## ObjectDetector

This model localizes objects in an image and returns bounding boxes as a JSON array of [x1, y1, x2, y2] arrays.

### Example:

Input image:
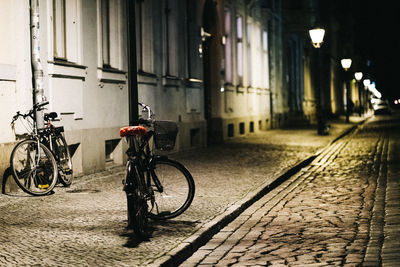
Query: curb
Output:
[[148, 119, 367, 267]]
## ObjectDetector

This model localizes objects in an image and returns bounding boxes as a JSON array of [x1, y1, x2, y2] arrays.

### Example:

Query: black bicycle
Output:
[[120, 103, 195, 238], [10, 101, 73, 196]]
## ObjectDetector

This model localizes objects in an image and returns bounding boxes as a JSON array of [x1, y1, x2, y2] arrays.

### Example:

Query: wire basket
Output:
[[154, 120, 178, 151]]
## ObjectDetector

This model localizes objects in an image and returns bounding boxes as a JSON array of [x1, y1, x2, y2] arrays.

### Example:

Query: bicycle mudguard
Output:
[[123, 161, 142, 193]]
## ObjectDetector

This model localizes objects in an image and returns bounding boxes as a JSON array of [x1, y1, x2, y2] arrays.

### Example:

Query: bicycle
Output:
[[120, 103, 195, 238], [10, 101, 73, 196]]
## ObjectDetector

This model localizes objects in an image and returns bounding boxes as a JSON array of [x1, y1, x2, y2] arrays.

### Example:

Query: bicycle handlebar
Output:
[[33, 101, 49, 110], [11, 101, 49, 124], [138, 102, 154, 125]]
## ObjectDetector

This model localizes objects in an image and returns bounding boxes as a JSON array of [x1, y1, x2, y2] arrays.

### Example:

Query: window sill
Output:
[[97, 67, 127, 84], [236, 85, 245, 93], [185, 78, 203, 88], [48, 60, 87, 80], [162, 75, 182, 87], [137, 70, 158, 86]]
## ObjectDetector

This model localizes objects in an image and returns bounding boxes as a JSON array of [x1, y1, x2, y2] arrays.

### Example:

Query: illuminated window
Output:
[[236, 15, 243, 85], [224, 8, 232, 83], [262, 30, 270, 89], [246, 22, 252, 86]]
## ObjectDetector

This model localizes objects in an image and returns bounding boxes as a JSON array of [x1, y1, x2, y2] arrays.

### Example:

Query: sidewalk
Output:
[[0, 116, 366, 266]]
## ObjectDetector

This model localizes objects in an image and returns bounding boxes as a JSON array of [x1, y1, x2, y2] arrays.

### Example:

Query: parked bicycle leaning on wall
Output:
[[9, 101, 73, 196]]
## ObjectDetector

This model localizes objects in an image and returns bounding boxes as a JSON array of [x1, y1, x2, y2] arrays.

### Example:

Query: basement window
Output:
[[249, 121, 254, 132], [105, 139, 120, 162], [239, 122, 245, 135], [228, 124, 234, 137]]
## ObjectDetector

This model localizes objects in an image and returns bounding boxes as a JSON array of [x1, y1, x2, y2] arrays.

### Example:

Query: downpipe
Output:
[[30, 0, 46, 129]]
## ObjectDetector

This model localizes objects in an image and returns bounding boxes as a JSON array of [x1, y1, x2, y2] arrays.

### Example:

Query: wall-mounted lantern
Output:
[[309, 28, 325, 48], [354, 72, 363, 81], [340, 58, 352, 71]]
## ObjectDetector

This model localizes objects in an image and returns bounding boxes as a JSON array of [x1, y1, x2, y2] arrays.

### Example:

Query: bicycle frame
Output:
[[123, 128, 166, 205], [124, 129, 152, 186]]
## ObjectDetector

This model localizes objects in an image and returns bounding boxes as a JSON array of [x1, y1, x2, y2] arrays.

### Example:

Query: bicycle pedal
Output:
[[38, 184, 49, 189]]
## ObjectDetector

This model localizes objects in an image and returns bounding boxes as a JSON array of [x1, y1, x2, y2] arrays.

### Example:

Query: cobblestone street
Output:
[[181, 114, 400, 266], [1, 115, 399, 266]]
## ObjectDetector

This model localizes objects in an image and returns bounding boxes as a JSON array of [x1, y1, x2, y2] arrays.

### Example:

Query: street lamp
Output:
[[309, 27, 328, 135], [354, 72, 363, 116], [341, 58, 352, 71], [363, 78, 371, 89], [341, 58, 352, 123], [354, 72, 363, 81], [309, 28, 325, 48]]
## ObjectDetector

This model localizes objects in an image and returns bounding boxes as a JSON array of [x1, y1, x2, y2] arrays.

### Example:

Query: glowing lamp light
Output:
[[395, 100, 399, 105], [341, 58, 352, 71], [369, 82, 376, 90], [363, 79, 371, 88], [368, 82, 382, 99], [354, 72, 363, 81], [309, 28, 325, 48]]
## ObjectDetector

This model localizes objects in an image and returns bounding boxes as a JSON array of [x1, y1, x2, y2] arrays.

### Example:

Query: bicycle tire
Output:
[[148, 158, 195, 220], [126, 189, 150, 238], [125, 162, 150, 238], [53, 133, 73, 186], [10, 139, 58, 196]]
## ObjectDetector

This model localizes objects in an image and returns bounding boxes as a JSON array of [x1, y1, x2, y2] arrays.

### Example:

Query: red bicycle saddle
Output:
[[120, 126, 148, 137]]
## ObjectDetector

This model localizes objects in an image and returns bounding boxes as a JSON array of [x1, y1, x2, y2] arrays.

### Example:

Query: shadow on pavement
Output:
[[121, 219, 199, 248]]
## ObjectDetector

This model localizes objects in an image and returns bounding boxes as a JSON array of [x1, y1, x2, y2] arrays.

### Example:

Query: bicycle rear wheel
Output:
[[10, 139, 58, 196], [126, 189, 150, 239], [148, 158, 195, 220], [125, 162, 150, 239], [53, 133, 73, 186]]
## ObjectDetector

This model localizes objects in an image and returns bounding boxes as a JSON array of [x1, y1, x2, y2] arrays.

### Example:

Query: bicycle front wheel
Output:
[[10, 139, 58, 196], [53, 133, 73, 186], [148, 158, 195, 220]]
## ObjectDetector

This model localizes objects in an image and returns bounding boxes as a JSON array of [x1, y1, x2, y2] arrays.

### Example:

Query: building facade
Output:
[[1, 0, 356, 184]]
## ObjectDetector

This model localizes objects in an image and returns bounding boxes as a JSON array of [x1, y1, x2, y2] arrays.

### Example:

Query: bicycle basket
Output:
[[154, 120, 178, 151]]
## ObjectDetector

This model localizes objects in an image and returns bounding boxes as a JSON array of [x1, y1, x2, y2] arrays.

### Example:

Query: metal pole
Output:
[[126, 0, 138, 125], [315, 48, 326, 135], [30, 0, 45, 129]]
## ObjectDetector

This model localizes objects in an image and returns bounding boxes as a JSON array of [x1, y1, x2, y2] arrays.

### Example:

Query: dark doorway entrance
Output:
[[202, 0, 222, 144]]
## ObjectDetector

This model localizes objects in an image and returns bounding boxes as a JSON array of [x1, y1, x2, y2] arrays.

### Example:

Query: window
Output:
[[228, 124, 234, 137], [262, 30, 270, 89], [53, 0, 80, 63], [239, 122, 245, 134], [136, 0, 154, 73], [186, 0, 202, 79], [252, 25, 262, 88], [236, 16, 243, 85], [246, 22, 252, 86], [99, 0, 126, 70], [101, 0, 110, 67], [53, 0, 66, 59], [224, 8, 232, 83], [165, 0, 179, 77]]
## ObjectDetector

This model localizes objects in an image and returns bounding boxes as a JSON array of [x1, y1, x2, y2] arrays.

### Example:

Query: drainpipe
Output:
[[31, 0, 45, 129]]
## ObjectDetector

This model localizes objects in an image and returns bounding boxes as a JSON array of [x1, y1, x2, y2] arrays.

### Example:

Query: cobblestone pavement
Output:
[[181, 114, 400, 267], [0, 116, 366, 266]]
